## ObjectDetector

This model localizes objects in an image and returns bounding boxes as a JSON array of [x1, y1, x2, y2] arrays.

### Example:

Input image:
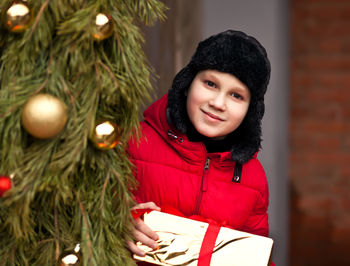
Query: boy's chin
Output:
[[198, 131, 227, 140]]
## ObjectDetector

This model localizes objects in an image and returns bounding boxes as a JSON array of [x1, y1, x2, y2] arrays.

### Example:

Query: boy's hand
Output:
[[127, 202, 161, 257]]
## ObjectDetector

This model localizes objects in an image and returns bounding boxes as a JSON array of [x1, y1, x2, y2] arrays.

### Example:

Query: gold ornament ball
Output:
[[92, 13, 114, 41], [90, 121, 121, 150], [4, 2, 33, 33], [21, 94, 68, 139], [57, 244, 82, 266]]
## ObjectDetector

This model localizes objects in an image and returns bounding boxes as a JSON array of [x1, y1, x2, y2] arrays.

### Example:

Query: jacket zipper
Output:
[[194, 158, 210, 215]]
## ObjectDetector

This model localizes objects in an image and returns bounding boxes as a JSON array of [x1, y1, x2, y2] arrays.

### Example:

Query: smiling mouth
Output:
[[202, 110, 225, 121]]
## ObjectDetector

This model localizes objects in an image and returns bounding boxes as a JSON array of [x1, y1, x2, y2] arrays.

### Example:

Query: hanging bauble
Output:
[[57, 244, 82, 266], [89, 120, 121, 150], [92, 13, 114, 41], [4, 1, 33, 33], [0, 175, 12, 197], [21, 94, 68, 139]]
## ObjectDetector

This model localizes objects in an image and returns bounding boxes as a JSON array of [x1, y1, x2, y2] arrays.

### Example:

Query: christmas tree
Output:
[[0, 0, 166, 265]]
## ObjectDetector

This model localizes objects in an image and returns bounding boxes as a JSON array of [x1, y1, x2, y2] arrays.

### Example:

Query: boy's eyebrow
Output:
[[230, 85, 248, 92], [204, 72, 248, 91], [200, 71, 217, 80], [200, 72, 222, 84]]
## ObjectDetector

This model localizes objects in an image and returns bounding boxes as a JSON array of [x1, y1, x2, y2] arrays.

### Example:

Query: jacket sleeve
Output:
[[241, 183, 270, 237], [241, 160, 274, 265]]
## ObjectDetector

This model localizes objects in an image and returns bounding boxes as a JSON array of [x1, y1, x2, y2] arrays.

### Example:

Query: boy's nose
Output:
[[209, 93, 226, 111]]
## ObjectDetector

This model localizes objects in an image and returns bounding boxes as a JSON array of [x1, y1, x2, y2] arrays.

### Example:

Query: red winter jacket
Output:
[[128, 94, 270, 237]]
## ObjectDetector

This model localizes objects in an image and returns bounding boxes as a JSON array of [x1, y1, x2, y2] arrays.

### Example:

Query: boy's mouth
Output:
[[201, 109, 225, 121]]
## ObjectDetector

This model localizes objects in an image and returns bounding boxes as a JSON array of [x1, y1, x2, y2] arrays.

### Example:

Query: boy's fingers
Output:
[[144, 201, 161, 211], [126, 240, 146, 257], [133, 227, 158, 250], [134, 218, 159, 242], [132, 201, 161, 211], [127, 202, 160, 256]]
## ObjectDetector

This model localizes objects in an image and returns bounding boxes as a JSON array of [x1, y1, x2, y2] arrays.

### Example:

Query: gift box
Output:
[[134, 211, 273, 266]]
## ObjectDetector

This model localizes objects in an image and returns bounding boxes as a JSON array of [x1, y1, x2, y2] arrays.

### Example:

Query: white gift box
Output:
[[134, 211, 273, 266]]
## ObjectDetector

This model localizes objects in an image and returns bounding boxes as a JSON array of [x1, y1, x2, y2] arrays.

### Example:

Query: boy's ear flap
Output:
[[184, 90, 188, 96]]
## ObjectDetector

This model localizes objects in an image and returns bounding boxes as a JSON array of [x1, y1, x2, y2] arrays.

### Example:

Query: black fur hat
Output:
[[167, 30, 271, 163]]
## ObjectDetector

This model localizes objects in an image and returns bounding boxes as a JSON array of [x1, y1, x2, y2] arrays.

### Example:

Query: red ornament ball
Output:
[[0, 175, 12, 197]]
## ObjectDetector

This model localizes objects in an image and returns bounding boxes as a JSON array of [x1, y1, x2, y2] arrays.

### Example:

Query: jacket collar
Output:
[[143, 94, 235, 164]]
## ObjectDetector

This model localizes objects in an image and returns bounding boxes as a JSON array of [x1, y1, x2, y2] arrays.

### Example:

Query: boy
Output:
[[127, 29, 271, 259]]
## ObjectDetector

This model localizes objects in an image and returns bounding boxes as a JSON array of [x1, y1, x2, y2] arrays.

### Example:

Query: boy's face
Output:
[[186, 70, 251, 140]]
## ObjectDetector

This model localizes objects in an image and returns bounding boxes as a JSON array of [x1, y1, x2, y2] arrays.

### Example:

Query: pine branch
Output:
[[1, 0, 167, 265]]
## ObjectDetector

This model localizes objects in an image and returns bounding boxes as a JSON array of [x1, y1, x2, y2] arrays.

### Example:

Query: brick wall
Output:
[[290, 0, 350, 265]]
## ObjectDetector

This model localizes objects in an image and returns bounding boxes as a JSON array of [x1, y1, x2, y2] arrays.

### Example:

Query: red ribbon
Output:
[[197, 222, 221, 266]]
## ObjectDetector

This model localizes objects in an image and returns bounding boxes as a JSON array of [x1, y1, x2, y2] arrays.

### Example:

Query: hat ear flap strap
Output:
[[232, 163, 242, 183]]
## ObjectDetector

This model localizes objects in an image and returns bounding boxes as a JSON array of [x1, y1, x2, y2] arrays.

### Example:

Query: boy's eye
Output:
[[231, 92, 243, 100], [204, 80, 217, 88]]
